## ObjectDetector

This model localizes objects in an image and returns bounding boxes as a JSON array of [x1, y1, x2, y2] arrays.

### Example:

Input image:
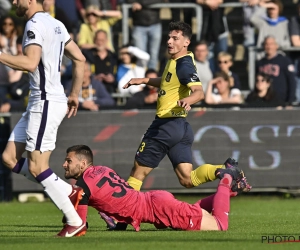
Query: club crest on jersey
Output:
[[190, 73, 200, 82], [27, 30, 35, 39], [165, 72, 172, 82], [158, 89, 166, 97]]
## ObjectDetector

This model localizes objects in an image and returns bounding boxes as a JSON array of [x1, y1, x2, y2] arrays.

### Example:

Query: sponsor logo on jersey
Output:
[[26, 136, 33, 141], [190, 73, 200, 82], [189, 219, 194, 228], [165, 72, 172, 82], [55, 27, 62, 34], [171, 110, 188, 117], [27, 30, 35, 39]]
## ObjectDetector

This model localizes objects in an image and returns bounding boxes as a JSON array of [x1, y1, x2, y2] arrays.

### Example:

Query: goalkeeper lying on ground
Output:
[[60, 144, 251, 236]]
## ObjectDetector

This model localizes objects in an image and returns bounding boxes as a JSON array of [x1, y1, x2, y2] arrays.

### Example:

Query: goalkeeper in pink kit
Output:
[[63, 145, 248, 234]]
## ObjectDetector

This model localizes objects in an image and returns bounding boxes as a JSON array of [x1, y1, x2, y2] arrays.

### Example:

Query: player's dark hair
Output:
[[169, 21, 192, 40], [36, 0, 44, 4], [67, 145, 93, 165]]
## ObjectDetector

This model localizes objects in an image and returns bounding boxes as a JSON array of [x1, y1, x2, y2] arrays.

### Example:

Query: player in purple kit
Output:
[[0, 0, 86, 237], [63, 145, 248, 233]]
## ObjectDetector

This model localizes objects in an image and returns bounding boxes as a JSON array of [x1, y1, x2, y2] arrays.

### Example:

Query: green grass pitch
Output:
[[1, 195, 300, 250]]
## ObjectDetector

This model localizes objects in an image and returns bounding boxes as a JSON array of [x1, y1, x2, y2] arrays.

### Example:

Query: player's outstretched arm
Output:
[[64, 40, 86, 118], [123, 77, 161, 89], [0, 45, 41, 72]]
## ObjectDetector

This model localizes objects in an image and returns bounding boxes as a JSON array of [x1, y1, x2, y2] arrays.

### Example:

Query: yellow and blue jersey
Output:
[[156, 52, 202, 118]]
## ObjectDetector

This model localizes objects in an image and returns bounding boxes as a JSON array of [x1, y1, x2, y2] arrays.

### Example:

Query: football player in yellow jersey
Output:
[[122, 21, 252, 199], [98, 21, 251, 231]]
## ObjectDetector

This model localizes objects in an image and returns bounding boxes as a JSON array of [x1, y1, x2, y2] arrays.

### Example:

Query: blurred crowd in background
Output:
[[1, 0, 300, 113]]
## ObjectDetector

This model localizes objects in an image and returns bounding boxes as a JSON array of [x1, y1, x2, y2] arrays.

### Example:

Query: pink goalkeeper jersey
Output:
[[77, 166, 152, 231], [77, 166, 202, 231]]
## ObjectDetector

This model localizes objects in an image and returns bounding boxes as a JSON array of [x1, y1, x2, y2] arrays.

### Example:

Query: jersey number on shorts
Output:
[[139, 142, 146, 152], [96, 172, 133, 198]]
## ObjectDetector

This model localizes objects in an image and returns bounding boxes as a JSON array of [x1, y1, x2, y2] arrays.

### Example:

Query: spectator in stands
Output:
[[43, 0, 74, 37], [126, 0, 162, 70], [0, 16, 18, 55], [205, 71, 243, 105], [82, 29, 118, 94], [75, 0, 87, 23], [245, 72, 284, 107], [116, 45, 150, 96], [0, 36, 29, 113], [0, 15, 17, 102], [55, 0, 81, 34], [193, 0, 228, 72], [65, 62, 115, 111], [0, 69, 29, 113], [0, 0, 11, 19], [194, 40, 213, 92], [239, 0, 261, 47], [124, 68, 158, 109], [77, 5, 122, 52], [288, 2, 300, 103], [217, 51, 241, 90], [256, 36, 296, 105], [90, 0, 117, 10], [168, 0, 182, 23], [76, 0, 118, 21], [250, 0, 290, 49]]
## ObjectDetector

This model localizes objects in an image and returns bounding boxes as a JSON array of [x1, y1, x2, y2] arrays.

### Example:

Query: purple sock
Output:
[[12, 158, 26, 173], [35, 168, 53, 183]]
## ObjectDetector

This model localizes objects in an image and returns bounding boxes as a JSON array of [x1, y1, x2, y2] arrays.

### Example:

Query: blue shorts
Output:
[[135, 116, 194, 168]]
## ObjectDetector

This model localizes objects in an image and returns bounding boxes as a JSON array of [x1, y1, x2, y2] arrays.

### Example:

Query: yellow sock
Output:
[[127, 176, 143, 191], [191, 164, 224, 187]]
